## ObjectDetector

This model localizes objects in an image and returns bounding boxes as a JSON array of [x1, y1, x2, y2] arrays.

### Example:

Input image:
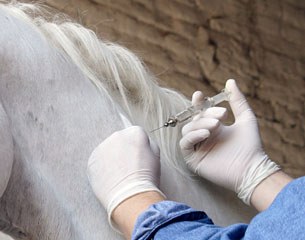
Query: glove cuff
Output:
[[237, 156, 280, 205], [107, 178, 166, 233]]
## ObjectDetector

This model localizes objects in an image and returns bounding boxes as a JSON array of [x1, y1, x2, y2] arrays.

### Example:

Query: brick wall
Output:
[[32, 0, 304, 177]]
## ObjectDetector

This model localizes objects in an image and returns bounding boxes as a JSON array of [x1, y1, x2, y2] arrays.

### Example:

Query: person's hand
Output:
[[87, 126, 164, 229], [180, 79, 280, 204]]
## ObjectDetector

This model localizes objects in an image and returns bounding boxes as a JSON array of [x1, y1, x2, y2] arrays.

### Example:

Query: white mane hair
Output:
[[0, 0, 192, 174]]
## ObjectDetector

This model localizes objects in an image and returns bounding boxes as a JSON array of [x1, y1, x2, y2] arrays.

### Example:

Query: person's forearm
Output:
[[112, 191, 166, 239], [250, 170, 293, 212]]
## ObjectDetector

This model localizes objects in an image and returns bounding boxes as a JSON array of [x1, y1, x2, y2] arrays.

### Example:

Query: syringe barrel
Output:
[[170, 89, 230, 126], [175, 107, 197, 123], [175, 100, 212, 123], [211, 90, 229, 105]]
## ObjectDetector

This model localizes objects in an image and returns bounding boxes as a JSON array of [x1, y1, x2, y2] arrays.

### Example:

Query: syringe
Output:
[[151, 89, 230, 132]]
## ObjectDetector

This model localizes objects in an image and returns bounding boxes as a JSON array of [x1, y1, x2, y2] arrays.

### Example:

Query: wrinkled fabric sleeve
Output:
[[132, 176, 305, 240], [131, 200, 247, 240], [244, 176, 305, 239]]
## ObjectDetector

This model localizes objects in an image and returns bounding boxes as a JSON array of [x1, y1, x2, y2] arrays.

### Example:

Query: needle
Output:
[[150, 125, 165, 133]]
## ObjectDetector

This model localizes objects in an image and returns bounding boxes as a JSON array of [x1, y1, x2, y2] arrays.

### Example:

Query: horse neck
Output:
[[0, 10, 126, 239]]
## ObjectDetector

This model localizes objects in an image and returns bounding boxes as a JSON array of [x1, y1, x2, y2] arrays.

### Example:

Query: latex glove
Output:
[[87, 126, 164, 229], [180, 79, 280, 204]]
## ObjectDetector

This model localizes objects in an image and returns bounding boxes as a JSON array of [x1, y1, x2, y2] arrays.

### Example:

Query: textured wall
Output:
[[28, 0, 304, 176]]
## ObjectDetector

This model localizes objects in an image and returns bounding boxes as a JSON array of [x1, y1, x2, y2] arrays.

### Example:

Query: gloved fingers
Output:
[[149, 138, 160, 158], [149, 139, 161, 181], [87, 141, 105, 168], [191, 91, 205, 121], [122, 126, 149, 144], [198, 107, 228, 121], [191, 91, 205, 106], [192, 114, 201, 121], [180, 129, 210, 151], [182, 118, 220, 137], [87, 126, 148, 167], [225, 79, 255, 121]]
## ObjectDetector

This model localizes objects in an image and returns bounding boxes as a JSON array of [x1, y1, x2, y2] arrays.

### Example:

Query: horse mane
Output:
[[0, 1, 192, 174]]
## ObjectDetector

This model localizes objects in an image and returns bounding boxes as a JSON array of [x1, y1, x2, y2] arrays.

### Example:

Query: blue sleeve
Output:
[[244, 176, 305, 239], [132, 176, 305, 240]]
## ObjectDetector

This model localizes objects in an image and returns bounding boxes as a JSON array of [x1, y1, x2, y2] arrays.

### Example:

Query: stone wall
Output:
[[30, 0, 304, 177]]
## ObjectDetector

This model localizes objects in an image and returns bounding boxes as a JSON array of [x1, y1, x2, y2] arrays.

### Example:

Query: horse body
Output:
[[0, 4, 255, 240]]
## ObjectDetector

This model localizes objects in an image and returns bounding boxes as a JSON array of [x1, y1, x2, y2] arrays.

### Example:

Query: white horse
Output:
[[0, 2, 255, 240]]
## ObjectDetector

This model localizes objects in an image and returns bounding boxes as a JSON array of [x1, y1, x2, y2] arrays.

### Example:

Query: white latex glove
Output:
[[87, 126, 164, 229], [180, 79, 280, 204]]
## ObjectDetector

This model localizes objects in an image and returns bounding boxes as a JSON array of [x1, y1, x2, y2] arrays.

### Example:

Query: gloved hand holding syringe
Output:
[[151, 79, 281, 205], [151, 88, 230, 132]]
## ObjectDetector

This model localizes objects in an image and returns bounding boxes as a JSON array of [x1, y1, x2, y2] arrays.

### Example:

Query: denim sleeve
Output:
[[132, 176, 305, 240], [244, 176, 305, 239], [131, 200, 247, 240]]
